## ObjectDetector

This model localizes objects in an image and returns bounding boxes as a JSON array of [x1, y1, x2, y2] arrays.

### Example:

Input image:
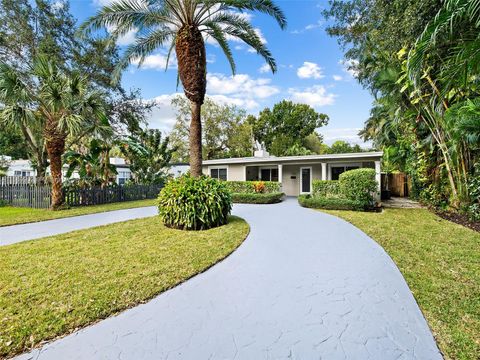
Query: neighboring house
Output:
[[2, 157, 132, 185], [202, 150, 383, 197], [169, 163, 190, 178]]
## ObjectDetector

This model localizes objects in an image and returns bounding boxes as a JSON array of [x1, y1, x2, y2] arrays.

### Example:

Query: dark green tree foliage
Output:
[[0, 127, 28, 159], [327, 140, 363, 154], [121, 129, 175, 185], [249, 100, 328, 156]]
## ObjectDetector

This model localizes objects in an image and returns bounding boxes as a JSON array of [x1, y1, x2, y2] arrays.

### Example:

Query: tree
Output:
[[0, 127, 29, 159], [64, 139, 117, 188], [0, 58, 109, 209], [80, 0, 286, 177], [0, 0, 123, 178], [170, 95, 253, 161], [328, 140, 364, 154], [249, 100, 329, 156], [121, 129, 175, 185]]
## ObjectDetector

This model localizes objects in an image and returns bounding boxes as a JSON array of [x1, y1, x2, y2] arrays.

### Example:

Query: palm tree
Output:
[[80, 0, 286, 176], [0, 57, 108, 209]]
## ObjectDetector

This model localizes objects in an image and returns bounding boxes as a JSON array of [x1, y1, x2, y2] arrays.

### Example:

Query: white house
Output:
[[1, 157, 132, 185], [202, 150, 383, 197]]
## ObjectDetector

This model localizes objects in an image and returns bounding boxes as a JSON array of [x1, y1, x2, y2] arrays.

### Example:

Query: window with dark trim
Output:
[[331, 166, 359, 180], [260, 168, 279, 182], [210, 168, 227, 181]]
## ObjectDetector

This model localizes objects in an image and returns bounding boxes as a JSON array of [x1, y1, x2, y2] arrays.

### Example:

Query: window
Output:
[[260, 168, 278, 182], [14, 170, 32, 177], [210, 168, 227, 181], [118, 171, 131, 185], [331, 166, 359, 180]]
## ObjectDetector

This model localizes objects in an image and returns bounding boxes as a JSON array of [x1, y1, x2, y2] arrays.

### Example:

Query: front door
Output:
[[300, 167, 311, 194]]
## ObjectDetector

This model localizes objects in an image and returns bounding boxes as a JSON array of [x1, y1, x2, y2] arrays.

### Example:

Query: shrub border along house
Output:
[[225, 181, 284, 204], [299, 168, 378, 211]]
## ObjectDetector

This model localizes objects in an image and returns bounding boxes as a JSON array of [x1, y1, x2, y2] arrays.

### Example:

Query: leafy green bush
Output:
[[158, 175, 232, 230], [312, 180, 340, 197], [232, 192, 284, 204], [0, 199, 8, 207], [298, 194, 365, 211], [225, 181, 281, 194], [339, 168, 377, 205]]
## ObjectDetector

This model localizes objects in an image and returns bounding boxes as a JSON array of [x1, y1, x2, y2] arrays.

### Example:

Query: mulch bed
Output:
[[435, 210, 480, 233]]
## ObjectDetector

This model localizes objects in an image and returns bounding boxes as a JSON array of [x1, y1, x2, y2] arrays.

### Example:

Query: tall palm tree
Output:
[[0, 58, 109, 209], [80, 0, 286, 176]]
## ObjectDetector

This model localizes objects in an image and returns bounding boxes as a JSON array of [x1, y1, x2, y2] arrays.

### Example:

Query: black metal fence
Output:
[[0, 176, 162, 209]]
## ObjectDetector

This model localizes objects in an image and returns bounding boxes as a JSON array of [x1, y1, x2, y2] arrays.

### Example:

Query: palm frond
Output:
[[202, 22, 236, 74]]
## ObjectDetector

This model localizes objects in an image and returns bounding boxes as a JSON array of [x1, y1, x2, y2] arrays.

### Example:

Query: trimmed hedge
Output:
[[312, 180, 340, 197], [298, 194, 365, 211], [339, 168, 377, 205], [225, 181, 281, 194], [232, 192, 284, 204], [158, 175, 232, 230]]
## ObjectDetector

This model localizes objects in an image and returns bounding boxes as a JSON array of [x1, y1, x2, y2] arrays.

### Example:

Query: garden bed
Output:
[[232, 192, 284, 204]]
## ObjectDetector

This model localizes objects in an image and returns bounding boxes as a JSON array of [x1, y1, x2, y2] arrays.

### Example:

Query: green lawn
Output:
[[0, 216, 249, 358], [323, 208, 479, 360], [0, 199, 157, 227]]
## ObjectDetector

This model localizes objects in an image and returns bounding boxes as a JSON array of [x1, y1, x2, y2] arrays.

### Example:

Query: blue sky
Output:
[[70, 0, 374, 146]]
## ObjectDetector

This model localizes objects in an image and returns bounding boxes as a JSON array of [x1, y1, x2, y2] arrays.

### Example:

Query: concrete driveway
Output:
[[15, 198, 441, 359]]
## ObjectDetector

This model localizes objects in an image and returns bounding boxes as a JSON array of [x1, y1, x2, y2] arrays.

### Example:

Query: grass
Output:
[[322, 208, 479, 360], [0, 215, 249, 358], [0, 199, 157, 227]]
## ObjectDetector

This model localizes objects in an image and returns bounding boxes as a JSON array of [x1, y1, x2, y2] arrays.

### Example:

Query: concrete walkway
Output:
[[0, 206, 158, 246], [15, 199, 441, 359]]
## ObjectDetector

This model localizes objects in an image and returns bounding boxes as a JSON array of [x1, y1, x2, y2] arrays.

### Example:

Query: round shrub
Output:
[[339, 168, 378, 206], [158, 175, 232, 230]]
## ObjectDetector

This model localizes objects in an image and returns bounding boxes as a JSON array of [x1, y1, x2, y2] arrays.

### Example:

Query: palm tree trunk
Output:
[[176, 25, 206, 177], [46, 138, 66, 210], [189, 101, 203, 176]]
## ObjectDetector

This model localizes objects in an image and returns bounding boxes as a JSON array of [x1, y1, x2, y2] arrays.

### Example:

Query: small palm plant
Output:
[[80, 0, 286, 176], [0, 58, 109, 209]]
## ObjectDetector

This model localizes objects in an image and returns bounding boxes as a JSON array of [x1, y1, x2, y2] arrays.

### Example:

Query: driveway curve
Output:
[[16, 198, 441, 360]]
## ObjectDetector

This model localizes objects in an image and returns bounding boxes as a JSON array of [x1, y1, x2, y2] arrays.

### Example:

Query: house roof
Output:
[[203, 151, 383, 166]]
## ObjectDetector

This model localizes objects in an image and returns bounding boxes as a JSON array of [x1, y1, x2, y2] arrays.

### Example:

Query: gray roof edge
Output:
[[203, 151, 383, 165]]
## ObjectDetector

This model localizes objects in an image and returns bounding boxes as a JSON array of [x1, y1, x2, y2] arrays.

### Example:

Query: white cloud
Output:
[[208, 95, 259, 110], [258, 64, 271, 73], [207, 73, 279, 99], [340, 59, 360, 78], [146, 93, 181, 132], [131, 52, 176, 71], [289, 85, 336, 108], [297, 62, 324, 79], [291, 20, 322, 34], [116, 28, 137, 46], [320, 127, 370, 147], [333, 75, 343, 81]]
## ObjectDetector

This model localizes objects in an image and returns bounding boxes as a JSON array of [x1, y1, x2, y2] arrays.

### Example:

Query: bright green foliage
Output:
[[339, 168, 377, 205], [158, 175, 232, 230], [120, 129, 175, 185], [312, 180, 341, 198], [298, 195, 364, 211], [225, 181, 281, 194], [231, 192, 283, 204], [248, 100, 328, 156]]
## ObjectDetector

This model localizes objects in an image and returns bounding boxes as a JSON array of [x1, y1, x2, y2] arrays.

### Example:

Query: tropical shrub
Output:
[[0, 199, 7, 207], [312, 180, 340, 197], [232, 192, 284, 204], [225, 181, 281, 194], [298, 194, 365, 211], [158, 175, 231, 230], [339, 169, 377, 206], [253, 181, 266, 193], [466, 163, 480, 221]]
